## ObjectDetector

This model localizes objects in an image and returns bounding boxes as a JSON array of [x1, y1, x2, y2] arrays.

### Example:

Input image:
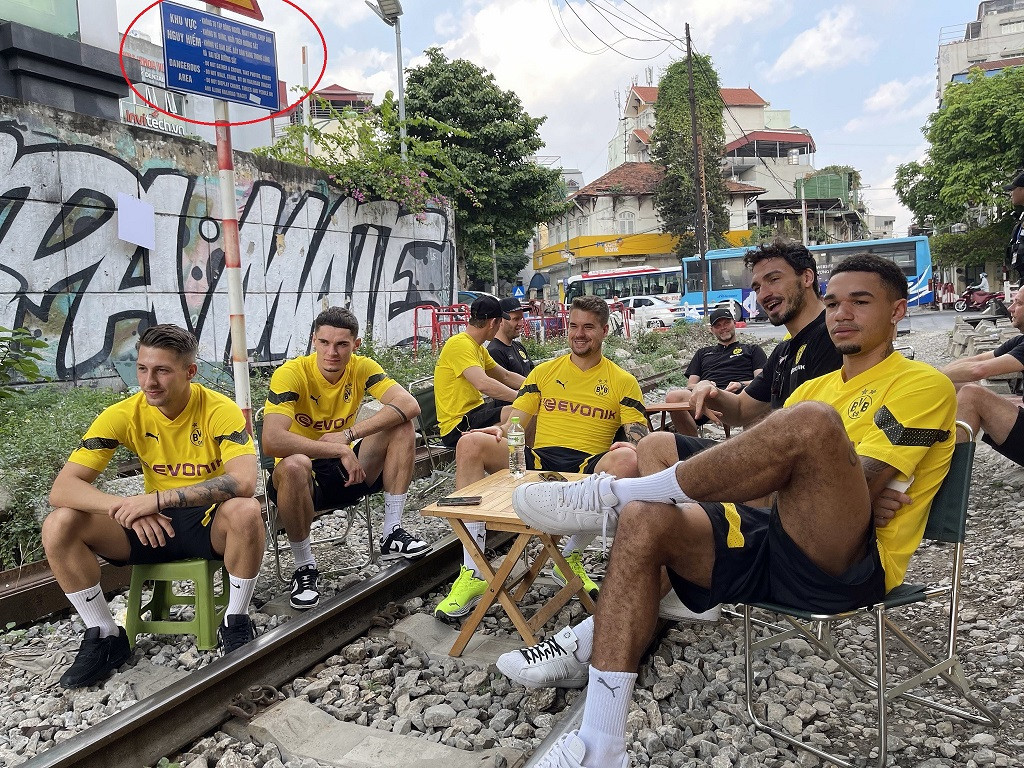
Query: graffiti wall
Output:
[[0, 97, 455, 384]]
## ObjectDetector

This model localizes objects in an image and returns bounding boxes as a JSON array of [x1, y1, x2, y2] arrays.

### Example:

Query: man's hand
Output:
[[131, 513, 176, 547], [468, 425, 504, 441], [608, 441, 636, 453], [109, 493, 161, 528], [725, 381, 744, 394], [873, 487, 910, 528], [689, 381, 720, 420], [339, 446, 366, 487]]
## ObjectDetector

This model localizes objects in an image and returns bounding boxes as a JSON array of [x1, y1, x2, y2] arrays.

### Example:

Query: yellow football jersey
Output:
[[69, 384, 254, 493], [513, 354, 647, 456], [786, 353, 956, 591], [434, 332, 497, 436], [264, 353, 396, 443]]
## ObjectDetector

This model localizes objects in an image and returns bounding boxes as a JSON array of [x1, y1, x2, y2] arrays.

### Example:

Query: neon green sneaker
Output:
[[552, 550, 600, 600], [434, 566, 488, 619]]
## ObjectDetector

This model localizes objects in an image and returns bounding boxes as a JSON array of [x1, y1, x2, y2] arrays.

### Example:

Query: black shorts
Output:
[[266, 441, 383, 510], [440, 401, 505, 448], [983, 407, 1024, 465], [526, 446, 604, 474], [674, 434, 717, 460], [666, 502, 886, 615], [109, 504, 221, 566]]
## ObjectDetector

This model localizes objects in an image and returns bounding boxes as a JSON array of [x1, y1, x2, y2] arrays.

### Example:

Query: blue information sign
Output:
[[161, 1, 279, 111]]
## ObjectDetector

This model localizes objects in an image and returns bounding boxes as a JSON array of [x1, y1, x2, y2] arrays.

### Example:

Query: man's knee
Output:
[[635, 431, 678, 474], [274, 454, 313, 487], [958, 383, 999, 410], [600, 447, 639, 477], [665, 388, 688, 405], [217, 498, 266, 542], [41, 506, 84, 549], [783, 401, 845, 440], [455, 432, 493, 463]]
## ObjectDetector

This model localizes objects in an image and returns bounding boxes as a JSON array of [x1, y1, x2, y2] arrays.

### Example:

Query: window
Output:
[[577, 217, 588, 236], [710, 257, 752, 291], [617, 211, 636, 235], [1001, 20, 1024, 34]]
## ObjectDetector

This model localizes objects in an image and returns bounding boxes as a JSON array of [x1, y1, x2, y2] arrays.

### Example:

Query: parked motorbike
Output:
[[953, 287, 1005, 312]]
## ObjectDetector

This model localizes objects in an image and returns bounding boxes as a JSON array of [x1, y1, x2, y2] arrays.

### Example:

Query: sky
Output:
[[115, 0, 978, 235]]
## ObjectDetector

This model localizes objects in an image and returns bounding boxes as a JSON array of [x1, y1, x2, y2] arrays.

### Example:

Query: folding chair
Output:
[[253, 408, 377, 582], [741, 421, 998, 767], [408, 376, 448, 472]]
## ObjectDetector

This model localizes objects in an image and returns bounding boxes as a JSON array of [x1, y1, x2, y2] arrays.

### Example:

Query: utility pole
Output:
[[686, 23, 709, 318], [491, 238, 498, 293]]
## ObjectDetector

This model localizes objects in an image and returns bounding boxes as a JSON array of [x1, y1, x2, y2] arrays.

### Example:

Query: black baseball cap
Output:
[[498, 297, 526, 314], [1004, 170, 1024, 191], [708, 307, 734, 325], [470, 295, 510, 320]]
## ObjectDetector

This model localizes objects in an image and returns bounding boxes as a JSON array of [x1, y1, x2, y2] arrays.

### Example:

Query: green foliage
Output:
[[253, 90, 470, 218], [895, 67, 1024, 229], [808, 165, 862, 190], [404, 48, 567, 285], [0, 386, 127, 568], [930, 218, 1013, 267], [0, 326, 46, 398], [356, 335, 439, 389], [651, 55, 730, 257]]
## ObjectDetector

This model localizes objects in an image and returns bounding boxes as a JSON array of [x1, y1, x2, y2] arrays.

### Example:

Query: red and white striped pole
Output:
[[215, 99, 253, 434]]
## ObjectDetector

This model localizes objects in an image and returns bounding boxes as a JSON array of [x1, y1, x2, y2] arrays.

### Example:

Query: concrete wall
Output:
[[0, 96, 455, 384]]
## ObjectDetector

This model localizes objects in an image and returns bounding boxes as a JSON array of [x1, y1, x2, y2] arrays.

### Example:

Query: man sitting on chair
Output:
[[941, 286, 1024, 465], [666, 306, 767, 435], [43, 324, 265, 688], [261, 307, 430, 611], [505, 255, 956, 768], [434, 295, 648, 620]]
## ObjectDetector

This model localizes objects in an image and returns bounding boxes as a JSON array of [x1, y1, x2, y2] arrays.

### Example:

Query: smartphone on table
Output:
[[438, 496, 482, 506]]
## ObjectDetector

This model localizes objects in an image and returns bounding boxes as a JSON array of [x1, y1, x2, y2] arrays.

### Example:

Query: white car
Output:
[[615, 296, 681, 328]]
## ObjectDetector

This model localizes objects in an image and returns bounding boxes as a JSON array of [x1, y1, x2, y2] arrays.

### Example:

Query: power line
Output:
[[562, 1, 673, 60], [546, 0, 609, 55]]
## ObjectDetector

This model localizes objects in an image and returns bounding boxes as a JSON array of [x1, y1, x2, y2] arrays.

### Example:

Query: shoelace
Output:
[[220, 620, 252, 651], [386, 528, 419, 550], [533, 734, 584, 768], [519, 635, 570, 664], [292, 569, 317, 594], [557, 473, 615, 552]]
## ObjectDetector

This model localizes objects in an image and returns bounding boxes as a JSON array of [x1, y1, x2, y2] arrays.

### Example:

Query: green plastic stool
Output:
[[125, 559, 228, 650]]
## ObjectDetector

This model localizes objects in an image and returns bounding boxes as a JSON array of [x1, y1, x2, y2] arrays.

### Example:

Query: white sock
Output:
[[609, 463, 690, 509], [562, 534, 595, 557], [463, 522, 487, 577], [289, 537, 315, 569], [571, 616, 594, 662], [66, 584, 118, 637], [382, 492, 407, 535], [577, 667, 635, 765], [225, 573, 257, 619]]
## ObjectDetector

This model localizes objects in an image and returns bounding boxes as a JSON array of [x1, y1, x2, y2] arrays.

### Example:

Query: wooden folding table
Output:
[[422, 470, 597, 657]]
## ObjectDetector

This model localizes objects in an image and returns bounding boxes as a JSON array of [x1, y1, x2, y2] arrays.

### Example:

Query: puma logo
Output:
[[310, 395, 320, 405], [597, 677, 621, 697], [85, 590, 101, 602], [145, 432, 160, 442], [556, 379, 567, 389]]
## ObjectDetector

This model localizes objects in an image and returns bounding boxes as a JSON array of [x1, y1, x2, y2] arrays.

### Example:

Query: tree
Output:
[[0, 326, 45, 398], [651, 55, 729, 258], [403, 48, 566, 285], [896, 67, 1024, 230]]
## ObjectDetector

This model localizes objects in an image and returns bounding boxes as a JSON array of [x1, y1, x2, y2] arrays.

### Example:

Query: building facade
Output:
[[937, 0, 1024, 97]]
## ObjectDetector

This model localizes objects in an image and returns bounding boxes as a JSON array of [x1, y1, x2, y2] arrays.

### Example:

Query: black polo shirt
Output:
[[487, 337, 534, 406], [744, 310, 843, 409], [994, 335, 1024, 403], [685, 342, 768, 389]]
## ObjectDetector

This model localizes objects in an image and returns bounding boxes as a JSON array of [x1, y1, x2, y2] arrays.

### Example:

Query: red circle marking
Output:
[[119, 0, 327, 128]]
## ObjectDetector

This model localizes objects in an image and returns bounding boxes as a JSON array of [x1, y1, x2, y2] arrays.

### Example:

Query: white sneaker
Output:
[[512, 472, 620, 537], [532, 731, 628, 768], [658, 591, 722, 623], [496, 625, 589, 689]]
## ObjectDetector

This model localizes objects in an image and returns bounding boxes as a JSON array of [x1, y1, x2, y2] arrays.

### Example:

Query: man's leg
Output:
[[270, 456, 321, 609], [208, 497, 265, 652], [955, 384, 1022, 446], [434, 432, 507, 619], [516, 402, 872, 578], [665, 388, 700, 435], [41, 508, 135, 688], [357, 421, 430, 558]]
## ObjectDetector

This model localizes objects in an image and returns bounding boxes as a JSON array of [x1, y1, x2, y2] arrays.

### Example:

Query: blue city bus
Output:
[[681, 236, 933, 317]]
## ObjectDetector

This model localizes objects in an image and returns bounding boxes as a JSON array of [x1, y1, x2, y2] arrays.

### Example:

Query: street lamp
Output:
[[366, 0, 407, 160]]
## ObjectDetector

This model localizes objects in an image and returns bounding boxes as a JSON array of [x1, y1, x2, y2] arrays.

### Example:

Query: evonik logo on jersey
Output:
[[152, 459, 223, 477], [540, 398, 616, 420], [295, 413, 354, 431]]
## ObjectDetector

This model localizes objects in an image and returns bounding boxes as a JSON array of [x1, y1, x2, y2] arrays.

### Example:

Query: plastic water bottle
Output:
[[507, 417, 526, 479]]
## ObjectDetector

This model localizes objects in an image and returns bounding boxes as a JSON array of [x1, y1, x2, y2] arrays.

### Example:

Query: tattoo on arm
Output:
[[860, 455, 889, 483], [166, 475, 241, 509], [625, 422, 650, 446]]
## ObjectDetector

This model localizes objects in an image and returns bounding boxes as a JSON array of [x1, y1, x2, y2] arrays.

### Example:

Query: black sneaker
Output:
[[218, 614, 255, 654], [290, 564, 320, 609], [59, 627, 132, 689], [380, 526, 430, 561]]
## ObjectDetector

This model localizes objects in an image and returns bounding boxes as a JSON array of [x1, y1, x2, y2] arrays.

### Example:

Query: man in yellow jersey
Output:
[[434, 295, 527, 448], [510, 255, 956, 768], [262, 307, 430, 610], [42, 325, 265, 688], [433, 295, 649, 620]]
